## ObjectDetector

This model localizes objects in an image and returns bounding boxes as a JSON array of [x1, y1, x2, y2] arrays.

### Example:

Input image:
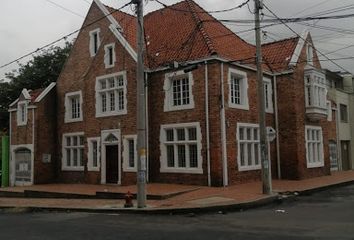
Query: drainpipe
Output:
[[273, 75, 281, 179], [32, 108, 35, 184], [145, 72, 149, 182], [220, 63, 228, 186], [204, 61, 211, 186]]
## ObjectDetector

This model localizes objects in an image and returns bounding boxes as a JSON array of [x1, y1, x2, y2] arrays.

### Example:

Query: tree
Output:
[[0, 42, 72, 130]]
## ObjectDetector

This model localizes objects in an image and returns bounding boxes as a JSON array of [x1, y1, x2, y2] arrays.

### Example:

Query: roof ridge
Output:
[[262, 36, 299, 46], [186, 0, 217, 55]]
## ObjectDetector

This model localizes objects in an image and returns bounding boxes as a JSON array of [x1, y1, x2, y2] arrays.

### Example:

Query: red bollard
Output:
[[124, 191, 134, 208]]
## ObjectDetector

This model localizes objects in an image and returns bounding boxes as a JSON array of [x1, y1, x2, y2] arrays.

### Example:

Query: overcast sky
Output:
[[1, 0, 354, 81]]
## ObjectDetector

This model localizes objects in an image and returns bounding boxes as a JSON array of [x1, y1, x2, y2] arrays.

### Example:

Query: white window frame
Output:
[[327, 100, 332, 121], [160, 122, 202, 174], [95, 71, 127, 117], [64, 91, 83, 123], [122, 135, 137, 172], [305, 125, 324, 168], [104, 43, 116, 68], [264, 78, 274, 113], [17, 100, 28, 126], [163, 70, 195, 112], [87, 137, 100, 171], [89, 28, 100, 57], [306, 44, 313, 65], [237, 123, 261, 171], [304, 69, 327, 110], [62, 132, 85, 171], [228, 68, 249, 110]]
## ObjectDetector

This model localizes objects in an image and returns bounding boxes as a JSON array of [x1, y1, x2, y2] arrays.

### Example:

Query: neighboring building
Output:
[[8, 83, 57, 186], [327, 70, 354, 171], [9, 0, 336, 187]]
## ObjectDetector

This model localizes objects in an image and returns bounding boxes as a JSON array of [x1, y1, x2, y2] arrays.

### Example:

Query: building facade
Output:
[[9, 0, 337, 187]]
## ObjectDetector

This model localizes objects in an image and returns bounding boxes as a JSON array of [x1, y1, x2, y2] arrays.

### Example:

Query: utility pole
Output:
[[134, 0, 147, 208], [254, 0, 272, 194]]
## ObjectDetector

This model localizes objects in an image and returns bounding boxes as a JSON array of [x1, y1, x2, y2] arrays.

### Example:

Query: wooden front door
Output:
[[106, 145, 118, 184], [341, 141, 350, 170]]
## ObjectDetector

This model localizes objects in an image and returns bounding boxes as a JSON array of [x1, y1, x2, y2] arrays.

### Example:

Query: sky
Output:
[[1, 0, 354, 81]]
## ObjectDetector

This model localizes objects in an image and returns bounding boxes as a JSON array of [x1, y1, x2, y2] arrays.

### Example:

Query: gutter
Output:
[[273, 75, 281, 179], [204, 62, 211, 186], [220, 63, 228, 186]]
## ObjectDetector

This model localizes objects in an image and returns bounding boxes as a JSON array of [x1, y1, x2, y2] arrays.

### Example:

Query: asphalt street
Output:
[[0, 184, 354, 240]]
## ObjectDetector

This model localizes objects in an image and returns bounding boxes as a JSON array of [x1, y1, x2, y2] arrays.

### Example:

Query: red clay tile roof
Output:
[[262, 37, 299, 72], [29, 89, 44, 103], [106, 0, 299, 72]]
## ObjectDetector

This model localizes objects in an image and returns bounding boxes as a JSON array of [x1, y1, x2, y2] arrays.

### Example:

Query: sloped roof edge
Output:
[[289, 29, 309, 67], [34, 82, 56, 103]]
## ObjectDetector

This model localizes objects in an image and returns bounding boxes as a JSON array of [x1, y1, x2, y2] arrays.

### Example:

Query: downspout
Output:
[[32, 108, 35, 185], [220, 63, 228, 186], [145, 72, 149, 182], [9, 112, 12, 186], [335, 106, 342, 170], [273, 75, 281, 179], [204, 61, 211, 186]]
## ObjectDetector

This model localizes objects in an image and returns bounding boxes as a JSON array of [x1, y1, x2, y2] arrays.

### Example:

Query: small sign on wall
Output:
[[42, 154, 51, 163]]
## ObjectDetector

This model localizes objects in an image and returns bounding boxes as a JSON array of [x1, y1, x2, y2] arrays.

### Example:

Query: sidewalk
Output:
[[0, 171, 353, 214]]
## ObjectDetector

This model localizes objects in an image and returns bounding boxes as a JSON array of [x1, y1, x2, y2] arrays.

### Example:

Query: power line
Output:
[[290, 0, 335, 17], [263, 3, 352, 74], [153, 0, 251, 14], [0, 1, 133, 70], [43, 0, 85, 18]]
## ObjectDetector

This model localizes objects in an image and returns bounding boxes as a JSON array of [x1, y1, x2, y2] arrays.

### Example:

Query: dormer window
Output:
[[89, 28, 100, 57], [307, 44, 313, 65], [17, 101, 28, 126], [104, 43, 116, 68]]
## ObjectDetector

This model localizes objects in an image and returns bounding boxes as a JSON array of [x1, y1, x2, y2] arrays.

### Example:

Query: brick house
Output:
[[8, 0, 336, 186]]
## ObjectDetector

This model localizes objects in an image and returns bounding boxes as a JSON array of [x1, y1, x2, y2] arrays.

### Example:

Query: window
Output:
[[87, 137, 100, 171], [305, 126, 324, 168], [104, 43, 116, 68], [304, 69, 327, 110], [163, 71, 194, 112], [237, 123, 261, 171], [62, 133, 85, 171], [65, 91, 83, 123], [327, 101, 332, 121], [95, 72, 127, 117], [307, 44, 313, 65], [160, 122, 202, 174], [123, 135, 137, 172], [228, 68, 249, 110], [340, 104, 348, 123], [264, 78, 273, 113], [17, 101, 28, 126], [329, 141, 338, 170], [89, 28, 100, 57]]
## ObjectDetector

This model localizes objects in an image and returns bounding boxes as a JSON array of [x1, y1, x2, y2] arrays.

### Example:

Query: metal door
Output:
[[14, 148, 32, 185]]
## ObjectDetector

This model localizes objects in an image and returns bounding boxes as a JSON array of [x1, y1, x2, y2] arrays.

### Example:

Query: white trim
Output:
[[64, 90, 83, 123], [159, 122, 203, 174], [228, 68, 249, 110], [95, 71, 128, 117], [289, 29, 309, 67], [263, 77, 274, 113], [35, 82, 56, 102], [87, 137, 101, 171], [122, 135, 137, 172], [21, 89, 31, 100], [9, 98, 19, 108], [93, 0, 137, 62], [327, 101, 332, 121], [220, 63, 228, 186], [10, 144, 34, 186], [104, 43, 116, 68], [305, 125, 324, 168], [61, 132, 85, 171], [16, 100, 28, 126], [163, 71, 195, 112], [89, 28, 101, 57], [100, 129, 121, 184], [236, 122, 262, 171]]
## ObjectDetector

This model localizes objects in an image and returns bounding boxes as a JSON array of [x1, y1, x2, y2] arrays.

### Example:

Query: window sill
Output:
[[87, 167, 100, 172], [123, 167, 137, 172], [238, 165, 261, 171], [307, 162, 324, 168], [17, 122, 27, 126], [229, 103, 249, 110], [96, 110, 127, 118], [164, 104, 195, 112], [65, 117, 83, 123], [160, 167, 203, 174], [62, 166, 84, 171]]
